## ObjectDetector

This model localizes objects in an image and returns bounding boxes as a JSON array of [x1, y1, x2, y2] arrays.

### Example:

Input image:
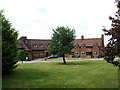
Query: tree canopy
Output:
[[102, 1, 120, 67], [1, 10, 19, 74], [48, 26, 76, 64]]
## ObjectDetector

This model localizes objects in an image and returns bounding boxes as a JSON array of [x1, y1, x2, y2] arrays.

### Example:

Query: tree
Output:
[[1, 10, 19, 74], [102, 1, 120, 67], [17, 49, 28, 63], [48, 26, 76, 64]]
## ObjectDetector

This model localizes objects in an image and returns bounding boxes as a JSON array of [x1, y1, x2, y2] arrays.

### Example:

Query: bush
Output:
[[17, 49, 28, 63], [27, 58, 34, 61], [72, 56, 80, 58]]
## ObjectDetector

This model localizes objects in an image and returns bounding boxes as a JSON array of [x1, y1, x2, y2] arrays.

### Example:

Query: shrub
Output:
[[17, 49, 28, 63], [72, 55, 80, 58]]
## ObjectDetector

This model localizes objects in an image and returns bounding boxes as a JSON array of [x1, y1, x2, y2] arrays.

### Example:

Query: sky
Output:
[[0, 0, 117, 45]]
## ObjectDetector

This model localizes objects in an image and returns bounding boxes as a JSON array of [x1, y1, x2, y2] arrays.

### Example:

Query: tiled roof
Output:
[[18, 36, 104, 51], [27, 39, 51, 50], [18, 38, 51, 51], [18, 39, 30, 51], [17, 43, 23, 49], [73, 38, 102, 47]]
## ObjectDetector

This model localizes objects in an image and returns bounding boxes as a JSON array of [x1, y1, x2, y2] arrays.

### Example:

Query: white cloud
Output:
[[0, 0, 117, 45]]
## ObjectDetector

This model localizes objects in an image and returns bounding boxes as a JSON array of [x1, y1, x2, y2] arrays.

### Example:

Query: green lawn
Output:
[[3, 60, 118, 88]]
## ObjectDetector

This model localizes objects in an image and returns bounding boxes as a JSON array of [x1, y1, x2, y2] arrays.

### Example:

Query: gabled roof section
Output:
[[18, 35, 104, 51], [27, 39, 51, 50], [73, 34, 104, 48], [18, 39, 30, 51], [18, 36, 51, 51], [73, 38, 102, 47]]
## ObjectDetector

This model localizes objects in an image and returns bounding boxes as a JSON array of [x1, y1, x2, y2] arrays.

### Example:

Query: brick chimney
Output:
[[101, 34, 104, 40], [19, 36, 27, 41], [101, 34, 104, 48], [81, 35, 84, 39]]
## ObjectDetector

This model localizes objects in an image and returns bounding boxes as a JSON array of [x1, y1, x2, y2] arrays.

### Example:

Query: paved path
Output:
[[17, 57, 120, 64], [17, 58, 104, 64]]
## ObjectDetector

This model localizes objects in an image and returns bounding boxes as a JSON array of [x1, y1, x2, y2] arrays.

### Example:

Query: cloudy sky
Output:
[[0, 0, 117, 45]]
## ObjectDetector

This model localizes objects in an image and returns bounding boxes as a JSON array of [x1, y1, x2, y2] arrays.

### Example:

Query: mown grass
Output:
[[3, 60, 118, 88]]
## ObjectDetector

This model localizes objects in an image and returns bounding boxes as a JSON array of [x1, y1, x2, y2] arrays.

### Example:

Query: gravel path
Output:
[[17, 58, 104, 64], [17, 57, 120, 64]]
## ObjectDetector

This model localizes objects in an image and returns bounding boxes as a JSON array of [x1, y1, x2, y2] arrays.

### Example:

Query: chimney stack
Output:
[[19, 36, 27, 41], [81, 35, 84, 39], [101, 34, 104, 39], [101, 34, 104, 48]]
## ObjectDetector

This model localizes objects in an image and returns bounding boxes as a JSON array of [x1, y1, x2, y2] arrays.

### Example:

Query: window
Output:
[[25, 40, 28, 44], [94, 52, 97, 55], [75, 52, 79, 55], [93, 43, 98, 48], [75, 45, 79, 48], [75, 44, 79, 48], [72, 51, 74, 54], [93, 45, 98, 48], [39, 44, 44, 48], [33, 44, 38, 48], [86, 52, 92, 55], [40, 52, 44, 55], [81, 46, 86, 48], [81, 52, 85, 54], [33, 52, 37, 55], [81, 43, 86, 48]]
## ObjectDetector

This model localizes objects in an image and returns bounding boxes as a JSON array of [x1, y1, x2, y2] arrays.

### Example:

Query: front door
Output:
[[45, 51, 48, 57], [86, 52, 92, 58]]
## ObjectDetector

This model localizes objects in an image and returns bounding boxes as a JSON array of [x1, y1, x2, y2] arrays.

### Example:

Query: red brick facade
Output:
[[18, 36, 51, 59], [18, 35, 104, 58], [70, 35, 104, 58]]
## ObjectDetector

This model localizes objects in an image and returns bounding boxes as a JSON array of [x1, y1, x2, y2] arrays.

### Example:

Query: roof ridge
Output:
[[28, 39, 51, 41], [75, 38, 101, 40]]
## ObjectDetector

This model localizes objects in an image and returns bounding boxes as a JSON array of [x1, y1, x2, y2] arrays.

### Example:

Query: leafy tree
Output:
[[102, 1, 120, 67], [48, 26, 76, 64], [17, 49, 28, 63], [1, 10, 19, 74]]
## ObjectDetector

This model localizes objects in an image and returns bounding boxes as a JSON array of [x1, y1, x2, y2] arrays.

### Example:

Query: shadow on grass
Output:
[[55, 61, 97, 66], [3, 68, 50, 80], [56, 63, 81, 65]]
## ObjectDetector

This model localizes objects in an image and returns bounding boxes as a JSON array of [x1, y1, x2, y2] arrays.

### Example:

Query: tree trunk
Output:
[[63, 54, 66, 64]]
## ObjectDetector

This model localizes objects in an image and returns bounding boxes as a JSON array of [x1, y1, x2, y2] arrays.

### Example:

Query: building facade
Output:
[[18, 36, 51, 59], [70, 35, 104, 58], [18, 35, 104, 58]]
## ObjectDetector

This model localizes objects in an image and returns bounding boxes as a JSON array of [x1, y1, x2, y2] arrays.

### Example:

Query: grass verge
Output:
[[3, 60, 118, 88]]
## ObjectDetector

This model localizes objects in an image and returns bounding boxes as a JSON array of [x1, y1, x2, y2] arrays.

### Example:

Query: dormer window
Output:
[[25, 40, 28, 44], [93, 43, 98, 48], [75, 43, 79, 48], [75, 45, 79, 48], [33, 44, 38, 48], [81, 43, 86, 48], [39, 44, 44, 48]]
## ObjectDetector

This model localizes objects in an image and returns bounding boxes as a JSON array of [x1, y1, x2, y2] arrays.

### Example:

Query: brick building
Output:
[[18, 34, 104, 58], [18, 36, 51, 59], [70, 35, 104, 58]]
